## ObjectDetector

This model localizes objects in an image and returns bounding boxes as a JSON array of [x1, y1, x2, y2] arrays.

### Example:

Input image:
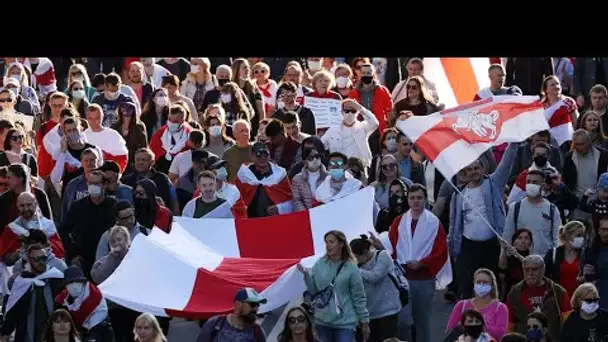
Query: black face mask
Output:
[[463, 324, 483, 339], [361, 76, 373, 85], [533, 155, 548, 167], [218, 78, 229, 87], [389, 194, 404, 209]]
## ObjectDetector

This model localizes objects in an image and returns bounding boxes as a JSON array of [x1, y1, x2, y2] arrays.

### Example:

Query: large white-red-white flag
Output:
[[396, 96, 550, 181], [98, 187, 375, 318], [84, 128, 129, 172]]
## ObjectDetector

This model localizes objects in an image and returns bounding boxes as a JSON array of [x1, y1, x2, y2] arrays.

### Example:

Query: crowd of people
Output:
[[0, 56, 606, 342]]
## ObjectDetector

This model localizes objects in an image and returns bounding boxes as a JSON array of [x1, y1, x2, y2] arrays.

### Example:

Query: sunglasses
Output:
[[343, 109, 357, 114], [11, 135, 23, 141], [329, 160, 344, 167], [406, 84, 418, 90], [382, 163, 396, 171], [254, 69, 268, 74], [0, 99, 12, 103], [288, 315, 306, 324], [279, 92, 296, 98], [255, 150, 269, 158], [32, 255, 48, 263], [306, 154, 321, 161]]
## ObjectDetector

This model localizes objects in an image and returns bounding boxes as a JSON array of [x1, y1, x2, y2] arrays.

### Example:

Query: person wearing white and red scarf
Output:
[[84, 104, 128, 172], [149, 104, 193, 174], [182, 170, 234, 219], [235, 141, 293, 218], [252, 62, 278, 116], [507, 142, 559, 205], [55, 266, 113, 341], [37, 92, 69, 186], [473, 64, 522, 101], [379, 184, 451, 342], [314, 152, 362, 205], [22, 57, 58, 95], [281, 63, 313, 105]]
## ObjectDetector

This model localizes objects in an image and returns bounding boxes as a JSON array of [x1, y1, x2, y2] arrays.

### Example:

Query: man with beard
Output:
[[182, 171, 232, 218], [133, 178, 172, 233], [124, 62, 154, 106], [197, 288, 267, 342]]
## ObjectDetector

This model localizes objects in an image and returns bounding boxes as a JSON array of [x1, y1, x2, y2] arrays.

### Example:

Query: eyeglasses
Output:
[[255, 150, 269, 158], [382, 163, 396, 171], [11, 135, 23, 141], [306, 154, 321, 161], [279, 92, 296, 99], [343, 109, 357, 114], [254, 69, 268, 74], [406, 84, 418, 90], [288, 315, 306, 324], [117, 214, 134, 221], [32, 255, 48, 263], [0, 99, 12, 103]]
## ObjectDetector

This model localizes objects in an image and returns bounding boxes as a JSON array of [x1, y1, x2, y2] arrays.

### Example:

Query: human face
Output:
[[0, 92, 14, 111], [105, 83, 120, 96], [134, 152, 153, 173], [269, 131, 286, 147], [168, 111, 185, 125], [253, 66, 269, 82], [315, 76, 330, 93], [81, 152, 99, 173], [163, 84, 178, 97], [284, 121, 299, 138], [7, 170, 22, 191], [239, 63, 251, 80], [513, 231, 532, 252], [407, 61, 423, 76], [103, 170, 119, 192], [526, 317, 546, 337], [573, 134, 591, 155], [599, 188, 608, 202], [397, 136, 412, 157], [216, 68, 231, 82], [134, 185, 148, 199], [234, 122, 251, 145], [199, 176, 216, 200], [9, 131, 23, 150], [28, 248, 48, 274], [87, 172, 105, 191], [532, 146, 549, 160], [599, 219, 608, 243], [581, 290, 601, 310], [389, 184, 404, 198], [191, 60, 208, 74], [530, 134, 549, 147], [544, 77, 562, 97], [523, 262, 543, 286], [406, 80, 420, 100], [465, 160, 483, 183], [278, 89, 296, 106], [360, 66, 374, 79], [324, 233, 343, 257], [464, 315, 483, 326], [335, 68, 351, 79], [353, 61, 364, 77], [305, 150, 321, 170], [489, 68, 505, 88], [52, 316, 71, 336], [116, 208, 136, 229], [585, 114, 600, 131], [110, 231, 129, 250], [17, 194, 36, 220], [407, 189, 425, 212], [474, 272, 493, 290], [87, 109, 102, 130], [287, 309, 308, 336], [526, 174, 544, 187], [285, 68, 301, 84], [134, 321, 155, 342], [327, 156, 346, 172], [130, 65, 144, 83], [236, 301, 259, 324], [565, 227, 585, 249], [381, 158, 397, 178], [63, 122, 80, 142], [591, 91, 607, 110], [253, 148, 270, 168]]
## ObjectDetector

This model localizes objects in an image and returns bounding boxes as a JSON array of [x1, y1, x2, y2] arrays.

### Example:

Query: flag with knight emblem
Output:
[[396, 96, 549, 180]]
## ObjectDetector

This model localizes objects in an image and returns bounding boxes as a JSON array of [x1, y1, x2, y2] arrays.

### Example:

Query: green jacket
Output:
[[304, 257, 369, 330]]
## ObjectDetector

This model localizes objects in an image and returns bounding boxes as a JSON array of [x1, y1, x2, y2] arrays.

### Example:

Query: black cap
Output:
[[204, 155, 227, 170], [252, 141, 270, 154], [97, 161, 121, 173], [63, 266, 88, 284]]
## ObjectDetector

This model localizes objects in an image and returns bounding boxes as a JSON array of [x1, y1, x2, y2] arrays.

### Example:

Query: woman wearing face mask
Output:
[[560, 282, 608, 341], [453, 309, 497, 342], [42, 308, 82, 342], [543, 220, 586, 299], [498, 228, 533, 300], [180, 57, 217, 112], [252, 62, 278, 116], [204, 114, 234, 157], [332, 64, 355, 99], [5, 62, 40, 112], [446, 269, 507, 341], [370, 154, 413, 209], [375, 179, 409, 233], [578, 111, 608, 149], [219, 82, 253, 127], [67, 80, 90, 118], [63, 63, 96, 102], [132, 179, 172, 233], [291, 147, 329, 211], [231, 58, 265, 136], [348, 62, 393, 136], [140, 89, 170, 140], [111, 102, 147, 173], [525, 312, 551, 342], [350, 57, 371, 84]]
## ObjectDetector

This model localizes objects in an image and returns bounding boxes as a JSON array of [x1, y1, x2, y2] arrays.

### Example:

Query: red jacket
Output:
[[155, 204, 172, 233], [348, 85, 393, 133]]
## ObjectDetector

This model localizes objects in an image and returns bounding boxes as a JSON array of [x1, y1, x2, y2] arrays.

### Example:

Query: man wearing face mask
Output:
[[198, 287, 267, 342], [507, 142, 559, 206], [97, 161, 133, 204], [504, 170, 562, 257], [55, 266, 115, 341], [200, 64, 232, 112], [60, 170, 118, 277], [321, 99, 379, 171], [182, 170, 234, 218], [149, 104, 194, 175], [272, 82, 316, 136], [91, 73, 135, 127], [509, 130, 563, 186], [58, 147, 102, 222], [314, 152, 363, 204]]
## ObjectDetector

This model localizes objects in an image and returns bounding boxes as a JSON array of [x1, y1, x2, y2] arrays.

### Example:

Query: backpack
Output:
[[513, 200, 556, 243], [210, 315, 264, 342]]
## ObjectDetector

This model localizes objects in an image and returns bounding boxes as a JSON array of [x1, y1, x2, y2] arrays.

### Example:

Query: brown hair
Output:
[[473, 268, 499, 299], [43, 308, 81, 342], [405, 76, 436, 104], [323, 230, 355, 262], [540, 75, 561, 103]]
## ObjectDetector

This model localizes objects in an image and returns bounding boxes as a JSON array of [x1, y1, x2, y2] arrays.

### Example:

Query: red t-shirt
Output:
[[559, 256, 580, 298], [509, 283, 572, 323]]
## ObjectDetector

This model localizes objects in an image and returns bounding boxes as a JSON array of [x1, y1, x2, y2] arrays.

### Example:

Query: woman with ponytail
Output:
[[544, 220, 586, 298]]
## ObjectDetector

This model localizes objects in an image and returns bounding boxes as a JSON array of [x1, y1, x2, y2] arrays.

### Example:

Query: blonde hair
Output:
[[7, 63, 29, 87], [133, 313, 167, 342], [474, 268, 499, 299], [558, 220, 585, 245], [405, 75, 436, 105], [571, 282, 599, 309], [311, 70, 335, 90], [108, 225, 131, 244], [202, 103, 226, 124], [68, 63, 92, 88], [188, 58, 212, 81], [251, 62, 270, 78], [334, 63, 353, 79]]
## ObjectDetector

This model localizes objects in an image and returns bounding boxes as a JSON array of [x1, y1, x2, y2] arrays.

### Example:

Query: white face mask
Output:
[[277, 100, 285, 109], [66, 282, 85, 298], [307, 60, 321, 71], [10, 74, 22, 83], [581, 301, 600, 314], [343, 112, 356, 125], [191, 65, 201, 74], [220, 93, 232, 104], [308, 158, 321, 171], [88, 184, 103, 197], [525, 183, 541, 197], [72, 90, 85, 100], [571, 236, 584, 249], [215, 167, 228, 182], [209, 126, 222, 137], [107, 91, 119, 100], [154, 96, 168, 107], [167, 122, 181, 132], [8, 87, 18, 97], [336, 76, 349, 88], [385, 138, 397, 152]]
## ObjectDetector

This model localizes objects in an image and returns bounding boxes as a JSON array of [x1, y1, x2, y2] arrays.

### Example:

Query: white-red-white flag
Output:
[[396, 96, 550, 181], [98, 187, 375, 318], [84, 128, 129, 172]]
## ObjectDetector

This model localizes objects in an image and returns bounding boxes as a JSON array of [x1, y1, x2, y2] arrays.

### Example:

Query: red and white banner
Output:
[[98, 187, 375, 318], [396, 96, 550, 181], [84, 128, 129, 172], [544, 97, 576, 146], [423, 58, 491, 110]]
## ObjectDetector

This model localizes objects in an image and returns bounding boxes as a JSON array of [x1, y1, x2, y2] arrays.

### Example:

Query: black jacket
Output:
[[272, 105, 317, 136], [560, 308, 608, 342], [563, 147, 608, 194], [121, 169, 173, 209], [509, 142, 564, 185], [505, 58, 554, 96]]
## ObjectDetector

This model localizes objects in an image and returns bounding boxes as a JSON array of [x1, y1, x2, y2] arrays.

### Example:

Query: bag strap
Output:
[[331, 261, 346, 285], [549, 203, 556, 245], [211, 315, 227, 341], [513, 200, 521, 227]]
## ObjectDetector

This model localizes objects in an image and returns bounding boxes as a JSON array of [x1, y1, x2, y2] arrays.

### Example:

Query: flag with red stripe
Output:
[[98, 186, 375, 318], [84, 128, 129, 172], [396, 96, 550, 181]]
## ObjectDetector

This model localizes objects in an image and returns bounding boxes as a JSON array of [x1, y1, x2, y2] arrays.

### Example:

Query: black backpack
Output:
[[210, 315, 264, 342]]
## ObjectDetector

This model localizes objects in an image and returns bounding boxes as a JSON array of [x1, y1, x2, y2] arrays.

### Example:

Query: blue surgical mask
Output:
[[526, 328, 544, 341], [215, 167, 228, 182], [329, 168, 344, 180], [473, 283, 492, 297]]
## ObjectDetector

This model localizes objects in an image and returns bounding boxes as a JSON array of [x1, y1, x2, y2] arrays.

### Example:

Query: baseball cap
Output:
[[204, 155, 227, 170], [97, 161, 120, 173], [598, 172, 608, 190], [234, 287, 267, 304], [252, 141, 270, 155]]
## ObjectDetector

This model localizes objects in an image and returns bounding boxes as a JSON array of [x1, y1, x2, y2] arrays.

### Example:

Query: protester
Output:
[[256, 118, 270, 143], [125, 61, 154, 106], [583, 84, 608, 127], [348, 62, 392, 135], [0, 244, 64, 342], [291, 147, 328, 211], [132, 178, 173, 233], [314, 152, 363, 204], [543, 220, 585, 298], [581, 216, 608, 309], [277, 306, 320, 342], [0, 80, 35, 116], [507, 142, 561, 205], [203, 111, 234, 157], [84, 104, 129, 170], [560, 282, 608, 341], [392, 58, 438, 104], [59, 147, 101, 218], [175, 150, 210, 209], [41, 308, 83, 342], [498, 228, 532, 301], [219, 81, 253, 126], [65, 63, 97, 101], [37, 92, 69, 181], [273, 82, 316, 135], [579, 110, 608, 149], [140, 88, 170, 140], [505, 255, 571, 340], [523, 312, 551, 342], [446, 269, 508, 341], [297, 230, 370, 342], [474, 64, 523, 100], [182, 170, 234, 218], [394, 132, 425, 185], [167, 129, 209, 182], [281, 62, 312, 104], [149, 104, 194, 174], [91, 73, 135, 127], [368, 128, 399, 182], [278, 111, 311, 144], [141, 58, 170, 89], [55, 265, 115, 341], [265, 118, 302, 172], [371, 154, 413, 209], [392, 76, 440, 119], [66, 79, 90, 118], [180, 57, 217, 112], [134, 312, 168, 342], [510, 130, 564, 183], [6, 62, 41, 112], [96, 201, 149, 260], [0, 127, 38, 177], [197, 288, 267, 342], [333, 63, 355, 100], [375, 179, 409, 233], [349, 235, 401, 342], [452, 309, 497, 342]]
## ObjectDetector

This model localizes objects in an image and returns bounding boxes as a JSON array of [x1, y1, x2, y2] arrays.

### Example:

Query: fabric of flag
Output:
[[396, 96, 550, 181], [543, 96, 576, 146], [83, 128, 129, 172], [98, 187, 375, 318]]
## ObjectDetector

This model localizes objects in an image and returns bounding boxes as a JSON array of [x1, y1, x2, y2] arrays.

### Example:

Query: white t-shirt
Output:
[[168, 150, 192, 176], [462, 186, 494, 241], [339, 126, 359, 160]]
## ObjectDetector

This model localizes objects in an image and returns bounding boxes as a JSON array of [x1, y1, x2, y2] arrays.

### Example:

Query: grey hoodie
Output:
[[8, 251, 67, 291]]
